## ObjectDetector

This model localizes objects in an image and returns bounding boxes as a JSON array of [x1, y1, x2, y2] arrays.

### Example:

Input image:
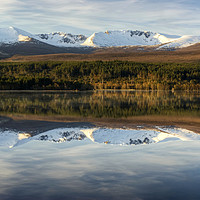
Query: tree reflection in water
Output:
[[0, 90, 199, 118]]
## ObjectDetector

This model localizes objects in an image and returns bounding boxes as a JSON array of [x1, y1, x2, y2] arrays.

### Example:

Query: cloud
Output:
[[0, 0, 200, 35]]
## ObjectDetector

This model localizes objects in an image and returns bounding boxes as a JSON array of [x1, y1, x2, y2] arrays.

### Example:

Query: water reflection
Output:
[[0, 126, 199, 148], [0, 90, 200, 200], [0, 140, 200, 200], [0, 90, 199, 118]]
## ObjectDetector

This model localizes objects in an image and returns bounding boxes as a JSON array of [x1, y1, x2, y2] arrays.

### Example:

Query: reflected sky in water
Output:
[[0, 91, 200, 199], [0, 139, 200, 200]]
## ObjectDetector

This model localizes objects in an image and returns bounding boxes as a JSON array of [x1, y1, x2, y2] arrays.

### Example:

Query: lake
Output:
[[0, 90, 199, 118], [0, 90, 200, 200]]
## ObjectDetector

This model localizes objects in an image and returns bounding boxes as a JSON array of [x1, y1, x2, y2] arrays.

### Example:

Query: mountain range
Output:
[[0, 26, 200, 58]]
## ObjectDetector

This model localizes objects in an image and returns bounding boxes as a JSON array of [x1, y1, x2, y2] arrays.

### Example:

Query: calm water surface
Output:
[[0, 140, 200, 200], [0, 90, 200, 200], [0, 90, 199, 117]]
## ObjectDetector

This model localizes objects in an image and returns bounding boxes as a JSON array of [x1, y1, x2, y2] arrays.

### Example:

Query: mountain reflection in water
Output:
[[0, 126, 199, 148], [0, 90, 200, 199]]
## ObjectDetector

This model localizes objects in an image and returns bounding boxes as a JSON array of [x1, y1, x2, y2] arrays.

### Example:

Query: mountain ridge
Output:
[[0, 26, 200, 58], [81, 30, 179, 47]]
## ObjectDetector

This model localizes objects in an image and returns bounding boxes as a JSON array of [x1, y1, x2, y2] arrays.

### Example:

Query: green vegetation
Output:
[[0, 61, 200, 90]]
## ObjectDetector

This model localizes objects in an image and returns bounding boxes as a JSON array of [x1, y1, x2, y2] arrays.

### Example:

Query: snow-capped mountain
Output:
[[0, 26, 200, 50], [82, 30, 180, 47], [158, 35, 200, 49], [0, 26, 32, 43], [0, 27, 87, 47], [82, 30, 200, 49], [0, 126, 199, 148], [35, 32, 87, 47]]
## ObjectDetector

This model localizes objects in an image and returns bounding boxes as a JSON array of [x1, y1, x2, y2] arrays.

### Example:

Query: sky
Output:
[[0, 0, 200, 36]]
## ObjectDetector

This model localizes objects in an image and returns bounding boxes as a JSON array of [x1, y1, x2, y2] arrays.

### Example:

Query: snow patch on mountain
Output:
[[35, 32, 87, 47], [81, 30, 180, 47], [0, 26, 32, 44], [18, 35, 32, 42], [158, 35, 200, 49]]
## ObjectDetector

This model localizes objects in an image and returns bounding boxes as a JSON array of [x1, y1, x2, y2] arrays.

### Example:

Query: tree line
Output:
[[0, 61, 199, 90]]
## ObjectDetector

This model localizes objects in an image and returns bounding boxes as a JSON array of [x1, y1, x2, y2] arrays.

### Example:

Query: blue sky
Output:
[[0, 0, 200, 36]]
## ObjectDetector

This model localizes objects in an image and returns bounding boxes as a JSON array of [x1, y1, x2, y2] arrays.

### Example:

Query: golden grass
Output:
[[2, 44, 200, 63]]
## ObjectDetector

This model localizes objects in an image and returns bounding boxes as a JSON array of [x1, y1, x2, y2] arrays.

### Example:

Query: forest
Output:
[[0, 61, 199, 90]]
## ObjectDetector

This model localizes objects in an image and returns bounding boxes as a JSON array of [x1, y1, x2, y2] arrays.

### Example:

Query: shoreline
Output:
[[1, 114, 199, 135]]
